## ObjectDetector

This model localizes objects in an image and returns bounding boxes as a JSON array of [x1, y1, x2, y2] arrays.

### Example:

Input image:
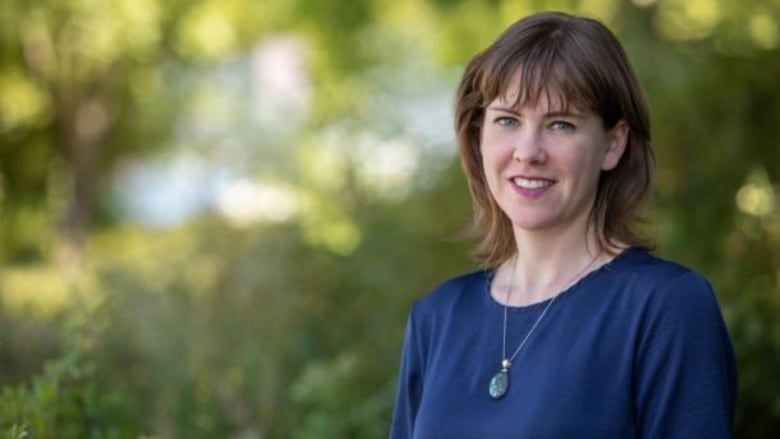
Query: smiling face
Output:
[[455, 12, 653, 264], [480, 86, 628, 237]]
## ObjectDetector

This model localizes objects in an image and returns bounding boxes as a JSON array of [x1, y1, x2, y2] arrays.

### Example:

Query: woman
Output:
[[390, 11, 737, 439]]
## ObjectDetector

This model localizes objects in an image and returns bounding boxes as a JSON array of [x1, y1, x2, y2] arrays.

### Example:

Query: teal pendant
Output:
[[489, 370, 509, 399]]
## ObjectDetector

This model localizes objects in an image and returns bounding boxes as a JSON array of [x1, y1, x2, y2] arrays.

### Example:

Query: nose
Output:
[[511, 128, 546, 164]]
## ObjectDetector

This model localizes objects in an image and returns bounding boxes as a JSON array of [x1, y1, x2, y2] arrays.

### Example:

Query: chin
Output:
[[507, 216, 556, 232]]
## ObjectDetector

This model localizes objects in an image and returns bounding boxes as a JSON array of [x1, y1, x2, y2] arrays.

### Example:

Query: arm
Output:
[[389, 305, 424, 439], [634, 272, 738, 438]]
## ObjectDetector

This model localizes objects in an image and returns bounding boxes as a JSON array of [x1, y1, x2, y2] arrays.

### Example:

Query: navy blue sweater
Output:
[[390, 249, 737, 438]]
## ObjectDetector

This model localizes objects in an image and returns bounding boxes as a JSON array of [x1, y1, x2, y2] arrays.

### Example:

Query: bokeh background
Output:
[[0, 0, 778, 437]]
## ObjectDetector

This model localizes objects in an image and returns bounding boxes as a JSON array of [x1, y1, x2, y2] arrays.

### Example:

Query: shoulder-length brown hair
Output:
[[455, 11, 655, 266]]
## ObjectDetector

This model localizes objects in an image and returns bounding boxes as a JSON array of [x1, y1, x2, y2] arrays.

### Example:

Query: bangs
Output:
[[477, 45, 597, 115]]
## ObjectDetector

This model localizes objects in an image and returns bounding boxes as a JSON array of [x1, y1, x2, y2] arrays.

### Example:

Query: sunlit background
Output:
[[0, 0, 778, 437]]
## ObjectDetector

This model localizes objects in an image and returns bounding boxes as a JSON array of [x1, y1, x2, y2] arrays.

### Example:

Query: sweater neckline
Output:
[[483, 247, 636, 311]]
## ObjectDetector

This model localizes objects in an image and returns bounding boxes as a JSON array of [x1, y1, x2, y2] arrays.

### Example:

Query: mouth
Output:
[[509, 176, 556, 198], [511, 177, 555, 189]]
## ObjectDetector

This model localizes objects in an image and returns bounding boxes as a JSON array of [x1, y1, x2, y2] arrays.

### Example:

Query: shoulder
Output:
[[610, 249, 727, 338], [611, 248, 716, 303], [410, 270, 489, 319], [590, 248, 727, 332], [614, 248, 697, 282]]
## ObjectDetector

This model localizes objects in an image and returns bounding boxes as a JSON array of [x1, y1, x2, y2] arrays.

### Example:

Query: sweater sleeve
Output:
[[633, 271, 738, 438], [389, 304, 424, 439]]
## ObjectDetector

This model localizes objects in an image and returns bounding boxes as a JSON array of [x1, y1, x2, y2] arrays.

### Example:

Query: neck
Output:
[[498, 220, 607, 306]]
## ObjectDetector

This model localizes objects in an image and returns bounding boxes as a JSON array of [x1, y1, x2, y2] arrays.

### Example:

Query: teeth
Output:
[[513, 177, 552, 189]]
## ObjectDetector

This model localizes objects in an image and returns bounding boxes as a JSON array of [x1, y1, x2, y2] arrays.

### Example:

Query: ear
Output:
[[601, 119, 629, 171]]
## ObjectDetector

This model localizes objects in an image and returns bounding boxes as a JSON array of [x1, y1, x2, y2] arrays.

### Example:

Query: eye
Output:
[[550, 121, 575, 132], [495, 117, 519, 128]]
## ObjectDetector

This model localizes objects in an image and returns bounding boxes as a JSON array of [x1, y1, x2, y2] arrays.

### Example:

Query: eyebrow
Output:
[[486, 105, 586, 119]]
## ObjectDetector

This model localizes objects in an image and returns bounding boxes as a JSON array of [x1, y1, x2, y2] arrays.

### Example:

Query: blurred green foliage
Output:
[[1, 0, 779, 437]]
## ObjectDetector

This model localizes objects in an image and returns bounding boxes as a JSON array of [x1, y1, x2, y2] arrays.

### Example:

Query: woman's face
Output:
[[479, 85, 627, 237]]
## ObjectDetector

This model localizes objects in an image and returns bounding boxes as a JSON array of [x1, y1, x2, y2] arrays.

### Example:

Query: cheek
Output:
[[480, 123, 503, 149], [561, 148, 604, 185], [480, 131, 509, 165], [478, 148, 503, 196], [480, 146, 504, 187]]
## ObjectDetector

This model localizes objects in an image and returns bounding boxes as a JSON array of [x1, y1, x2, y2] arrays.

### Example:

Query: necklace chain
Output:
[[488, 253, 602, 399], [500, 264, 555, 365], [501, 254, 601, 365]]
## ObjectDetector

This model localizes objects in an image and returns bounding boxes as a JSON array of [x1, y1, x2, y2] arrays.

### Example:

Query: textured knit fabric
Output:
[[389, 248, 737, 439]]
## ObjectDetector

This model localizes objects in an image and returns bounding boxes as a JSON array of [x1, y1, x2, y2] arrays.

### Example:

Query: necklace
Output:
[[488, 254, 601, 400]]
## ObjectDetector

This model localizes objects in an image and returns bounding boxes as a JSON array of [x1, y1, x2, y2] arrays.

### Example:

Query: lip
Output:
[[508, 175, 556, 199]]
